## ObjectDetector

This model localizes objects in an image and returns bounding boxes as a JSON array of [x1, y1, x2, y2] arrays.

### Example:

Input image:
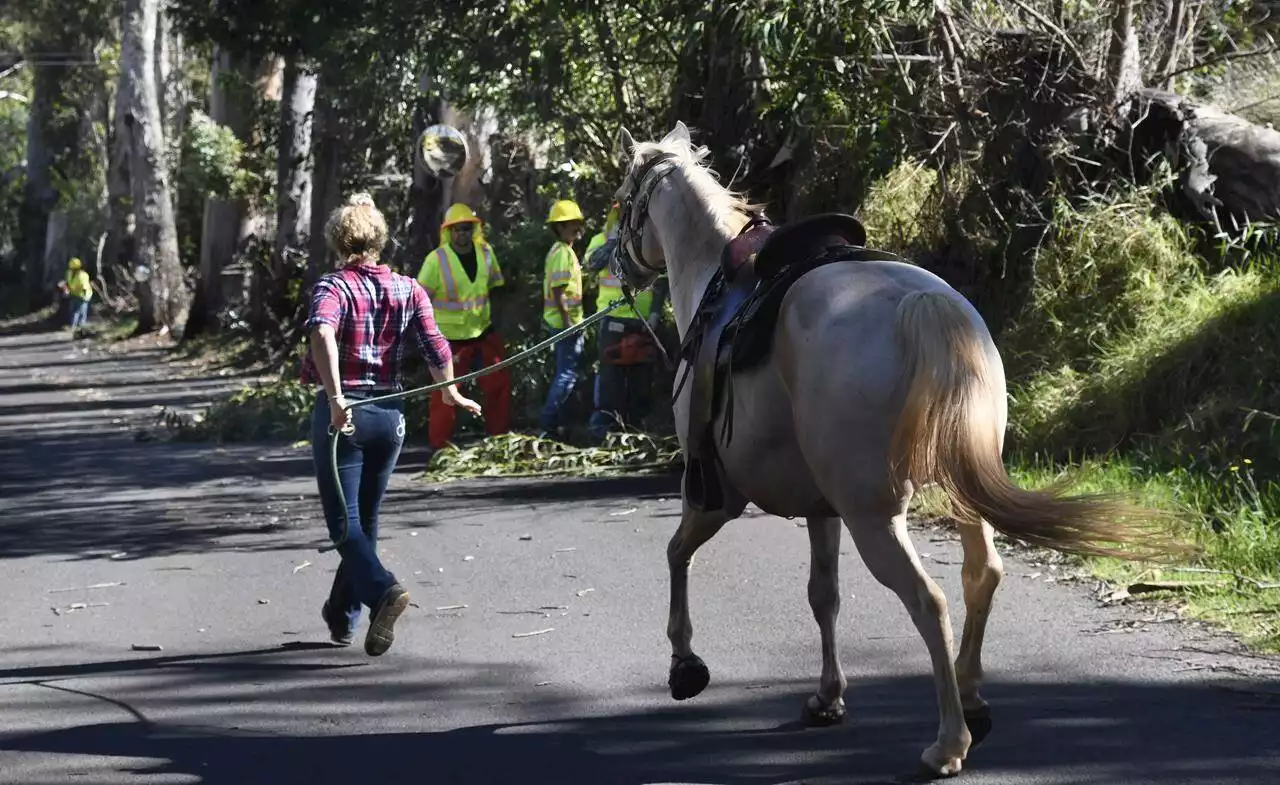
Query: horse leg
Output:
[[802, 515, 847, 726], [667, 502, 731, 700], [845, 508, 969, 778], [954, 519, 1003, 745]]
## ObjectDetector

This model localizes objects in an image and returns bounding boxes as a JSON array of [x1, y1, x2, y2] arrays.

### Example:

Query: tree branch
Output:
[[1008, 0, 1088, 72], [1163, 44, 1280, 81]]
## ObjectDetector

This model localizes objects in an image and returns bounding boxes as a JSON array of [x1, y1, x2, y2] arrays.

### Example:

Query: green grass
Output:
[[909, 456, 1280, 651], [1017, 458, 1280, 651], [988, 187, 1280, 652]]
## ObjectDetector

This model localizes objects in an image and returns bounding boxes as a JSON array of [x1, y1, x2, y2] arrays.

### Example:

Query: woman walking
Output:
[[302, 193, 481, 656]]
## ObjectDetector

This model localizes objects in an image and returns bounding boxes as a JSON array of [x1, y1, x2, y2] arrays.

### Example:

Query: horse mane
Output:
[[632, 135, 760, 236]]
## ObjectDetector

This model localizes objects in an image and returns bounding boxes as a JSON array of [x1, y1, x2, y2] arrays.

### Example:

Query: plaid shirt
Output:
[[300, 263, 453, 391]]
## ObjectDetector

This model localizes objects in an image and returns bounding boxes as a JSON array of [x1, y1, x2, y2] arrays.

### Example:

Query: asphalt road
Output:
[[1, 326, 1278, 785]]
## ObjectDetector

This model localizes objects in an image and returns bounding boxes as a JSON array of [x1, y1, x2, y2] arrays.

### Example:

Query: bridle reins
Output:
[[610, 152, 680, 292]]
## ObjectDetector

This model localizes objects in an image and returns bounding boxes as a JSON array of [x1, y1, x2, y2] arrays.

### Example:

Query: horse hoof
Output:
[[801, 695, 846, 727], [918, 748, 964, 779], [669, 654, 710, 701], [965, 706, 993, 748]]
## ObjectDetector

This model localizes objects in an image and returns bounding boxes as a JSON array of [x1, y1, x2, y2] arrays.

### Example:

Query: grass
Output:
[[980, 185, 1280, 652], [1019, 459, 1280, 651], [909, 456, 1280, 651]]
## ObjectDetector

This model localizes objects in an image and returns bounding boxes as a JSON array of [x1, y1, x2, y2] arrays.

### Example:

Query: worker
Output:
[[60, 258, 93, 336], [584, 204, 668, 441], [538, 199, 586, 439], [417, 203, 511, 451]]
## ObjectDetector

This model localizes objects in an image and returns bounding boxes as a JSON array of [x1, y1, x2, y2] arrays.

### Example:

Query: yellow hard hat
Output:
[[68, 258, 82, 271], [546, 199, 584, 224], [442, 203, 482, 229]]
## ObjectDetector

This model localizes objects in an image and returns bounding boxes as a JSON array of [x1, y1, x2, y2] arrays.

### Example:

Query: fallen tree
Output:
[[1131, 88, 1280, 236]]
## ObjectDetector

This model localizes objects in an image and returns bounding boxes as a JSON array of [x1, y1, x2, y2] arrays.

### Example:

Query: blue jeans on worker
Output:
[[539, 321, 585, 433], [311, 390, 404, 635], [69, 297, 89, 329]]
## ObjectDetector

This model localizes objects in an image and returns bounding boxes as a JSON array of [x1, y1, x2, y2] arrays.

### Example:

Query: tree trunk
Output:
[[307, 73, 344, 287], [121, 0, 189, 334], [1105, 0, 1142, 109], [19, 55, 59, 308], [246, 55, 286, 329], [185, 46, 253, 339], [271, 57, 317, 321], [104, 59, 136, 297], [156, 3, 189, 180], [1131, 88, 1280, 233]]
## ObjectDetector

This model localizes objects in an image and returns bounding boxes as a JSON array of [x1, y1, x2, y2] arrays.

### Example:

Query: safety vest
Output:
[[418, 243, 502, 340], [587, 232, 653, 320], [543, 241, 583, 329], [65, 270, 93, 301]]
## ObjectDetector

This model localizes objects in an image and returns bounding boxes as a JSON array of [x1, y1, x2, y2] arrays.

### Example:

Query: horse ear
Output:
[[664, 121, 691, 147], [618, 127, 636, 159]]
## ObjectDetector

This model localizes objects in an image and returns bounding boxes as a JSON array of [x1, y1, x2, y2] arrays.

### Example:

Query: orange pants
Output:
[[428, 331, 511, 449]]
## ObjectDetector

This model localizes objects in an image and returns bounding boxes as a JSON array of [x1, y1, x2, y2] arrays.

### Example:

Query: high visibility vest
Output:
[[587, 232, 653, 320], [418, 243, 503, 340], [65, 269, 93, 301], [543, 241, 583, 329]]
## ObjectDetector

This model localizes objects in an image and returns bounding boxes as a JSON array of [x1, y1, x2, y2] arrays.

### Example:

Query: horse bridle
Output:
[[610, 151, 680, 292]]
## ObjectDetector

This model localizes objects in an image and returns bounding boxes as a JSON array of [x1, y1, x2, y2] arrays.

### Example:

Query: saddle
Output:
[[677, 213, 906, 513]]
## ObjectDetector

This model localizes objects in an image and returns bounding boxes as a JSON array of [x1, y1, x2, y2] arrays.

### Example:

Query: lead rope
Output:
[[320, 299, 627, 553]]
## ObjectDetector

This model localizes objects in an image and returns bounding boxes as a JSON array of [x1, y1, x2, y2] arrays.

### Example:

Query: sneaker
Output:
[[320, 601, 354, 646], [364, 584, 410, 656]]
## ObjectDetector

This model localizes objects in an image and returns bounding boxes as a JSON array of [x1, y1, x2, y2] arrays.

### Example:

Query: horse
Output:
[[609, 122, 1185, 778]]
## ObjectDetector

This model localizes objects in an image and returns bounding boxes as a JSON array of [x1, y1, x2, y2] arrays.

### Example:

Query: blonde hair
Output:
[[325, 193, 389, 263]]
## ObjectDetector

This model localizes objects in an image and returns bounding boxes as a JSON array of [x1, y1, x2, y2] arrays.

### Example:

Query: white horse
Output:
[[610, 123, 1181, 777]]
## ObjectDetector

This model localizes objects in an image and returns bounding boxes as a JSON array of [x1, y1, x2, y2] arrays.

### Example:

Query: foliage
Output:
[[167, 379, 313, 442], [859, 159, 948, 257], [1001, 185, 1280, 475], [180, 109, 255, 200], [1001, 180, 1205, 378], [423, 432, 682, 481]]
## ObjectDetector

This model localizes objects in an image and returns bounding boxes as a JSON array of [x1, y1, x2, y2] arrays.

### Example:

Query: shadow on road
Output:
[[0, 658, 1276, 785]]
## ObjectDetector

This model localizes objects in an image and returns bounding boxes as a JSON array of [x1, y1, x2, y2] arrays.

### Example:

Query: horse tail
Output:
[[889, 290, 1189, 561]]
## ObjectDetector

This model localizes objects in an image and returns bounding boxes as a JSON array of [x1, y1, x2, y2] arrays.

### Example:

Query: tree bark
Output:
[[1105, 0, 1143, 109], [1131, 88, 1280, 233], [104, 56, 135, 297], [271, 57, 317, 320], [307, 72, 345, 287], [121, 0, 189, 333], [156, 3, 190, 179], [185, 46, 254, 338], [18, 54, 59, 308]]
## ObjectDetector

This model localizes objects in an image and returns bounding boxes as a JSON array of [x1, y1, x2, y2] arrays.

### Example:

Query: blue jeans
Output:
[[539, 322, 585, 433], [69, 297, 89, 329], [311, 391, 404, 634]]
